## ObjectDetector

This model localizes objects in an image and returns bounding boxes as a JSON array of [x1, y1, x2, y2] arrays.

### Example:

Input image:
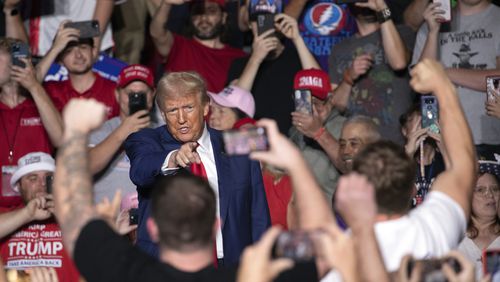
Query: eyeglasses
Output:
[[474, 186, 500, 197]]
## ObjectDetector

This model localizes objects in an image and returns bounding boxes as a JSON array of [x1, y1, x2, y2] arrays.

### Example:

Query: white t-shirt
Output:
[[25, 0, 114, 56], [321, 191, 466, 282]]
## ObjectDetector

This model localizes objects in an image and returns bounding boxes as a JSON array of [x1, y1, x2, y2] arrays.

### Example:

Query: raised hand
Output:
[[410, 59, 452, 95], [250, 29, 279, 63], [116, 110, 151, 141], [274, 14, 299, 41], [63, 99, 107, 134], [346, 54, 373, 82], [237, 227, 294, 282], [10, 58, 39, 92], [423, 2, 444, 33], [51, 21, 80, 54]]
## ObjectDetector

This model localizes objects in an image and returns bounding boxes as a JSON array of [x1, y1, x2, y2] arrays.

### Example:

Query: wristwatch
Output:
[[376, 7, 392, 24]]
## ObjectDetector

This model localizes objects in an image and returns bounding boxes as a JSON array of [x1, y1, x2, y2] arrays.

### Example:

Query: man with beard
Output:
[[328, 0, 415, 145], [150, 0, 245, 93], [42, 22, 119, 120]]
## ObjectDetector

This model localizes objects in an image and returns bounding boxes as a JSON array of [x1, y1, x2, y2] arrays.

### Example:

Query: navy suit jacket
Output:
[[124, 125, 271, 264]]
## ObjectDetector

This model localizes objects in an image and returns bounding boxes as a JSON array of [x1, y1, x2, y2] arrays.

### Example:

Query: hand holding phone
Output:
[[432, 0, 451, 22], [272, 230, 316, 262], [487, 76, 500, 102], [223, 127, 269, 156], [11, 41, 30, 68], [294, 90, 312, 115]]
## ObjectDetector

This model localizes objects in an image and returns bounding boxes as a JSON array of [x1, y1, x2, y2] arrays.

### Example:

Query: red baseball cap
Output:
[[116, 64, 155, 89], [293, 69, 331, 100]]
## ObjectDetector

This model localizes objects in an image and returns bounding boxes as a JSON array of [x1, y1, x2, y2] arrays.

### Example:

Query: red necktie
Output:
[[189, 150, 219, 268]]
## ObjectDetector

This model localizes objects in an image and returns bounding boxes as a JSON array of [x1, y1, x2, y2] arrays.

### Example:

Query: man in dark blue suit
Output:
[[124, 71, 270, 265]]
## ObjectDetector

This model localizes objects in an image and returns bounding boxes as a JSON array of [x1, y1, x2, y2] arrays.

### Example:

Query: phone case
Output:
[[486, 76, 500, 102], [421, 96, 440, 134], [256, 13, 275, 36], [11, 42, 30, 68], [432, 0, 451, 22], [128, 93, 147, 115]]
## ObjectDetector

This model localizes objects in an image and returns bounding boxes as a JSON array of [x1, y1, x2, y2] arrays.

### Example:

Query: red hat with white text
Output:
[[293, 69, 331, 100], [116, 64, 155, 89]]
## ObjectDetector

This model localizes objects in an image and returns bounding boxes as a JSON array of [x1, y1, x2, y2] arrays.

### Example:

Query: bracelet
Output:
[[313, 127, 326, 141], [343, 70, 354, 86]]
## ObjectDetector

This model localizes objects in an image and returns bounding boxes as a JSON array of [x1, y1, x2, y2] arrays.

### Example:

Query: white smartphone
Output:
[[433, 0, 452, 22]]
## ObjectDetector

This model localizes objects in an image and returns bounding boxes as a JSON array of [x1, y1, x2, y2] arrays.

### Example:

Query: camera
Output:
[[272, 230, 317, 262]]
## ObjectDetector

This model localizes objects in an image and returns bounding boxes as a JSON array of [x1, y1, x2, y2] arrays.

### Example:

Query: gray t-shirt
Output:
[[412, 4, 500, 145], [89, 117, 136, 204], [289, 110, 346, 201], [328, 25, 416, 145]]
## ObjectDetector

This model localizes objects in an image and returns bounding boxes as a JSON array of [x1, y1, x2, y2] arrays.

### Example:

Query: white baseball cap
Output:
[[10, 152, 55, 192]]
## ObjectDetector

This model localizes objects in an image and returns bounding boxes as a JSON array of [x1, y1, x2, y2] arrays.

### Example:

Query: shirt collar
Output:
[[197, 124, 211, 152]]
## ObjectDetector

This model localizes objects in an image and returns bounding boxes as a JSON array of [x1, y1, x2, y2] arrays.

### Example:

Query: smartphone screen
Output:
[[486, 76, 500, 102], [294, 89, 312, 115], [11, 42, 29, 68], [65, 20, 100, 38], [128, 92, 147, 115], [421, 96, 440, 134], [432, 0, 451, 22], [272, 231, 316, 262], [222, 127, 269, 156]]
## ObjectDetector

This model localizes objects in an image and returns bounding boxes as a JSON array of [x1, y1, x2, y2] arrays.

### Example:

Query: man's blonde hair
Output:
[[156, 72, 209, 110]]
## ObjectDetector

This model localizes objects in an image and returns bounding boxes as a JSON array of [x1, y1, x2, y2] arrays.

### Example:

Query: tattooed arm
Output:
[[53, 99, 107, 258]]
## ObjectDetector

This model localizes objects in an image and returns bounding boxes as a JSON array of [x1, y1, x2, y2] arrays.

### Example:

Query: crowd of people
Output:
[[0, 0, 500, 281]]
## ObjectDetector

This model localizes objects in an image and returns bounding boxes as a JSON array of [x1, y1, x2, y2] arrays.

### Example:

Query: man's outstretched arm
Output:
[[410, 59, 476, 218], [54, 99, 106, 257]]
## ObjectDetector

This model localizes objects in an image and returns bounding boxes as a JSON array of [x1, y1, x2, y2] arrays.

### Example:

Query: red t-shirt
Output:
[[44, 73, 119, 119], [0, 206, 80, 282], [262, 170, 292, 229], [164, 34, 246, 93], [0, 98, 54, 208]]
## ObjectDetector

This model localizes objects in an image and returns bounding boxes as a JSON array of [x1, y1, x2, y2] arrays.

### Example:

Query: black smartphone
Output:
[[483, 249, 500, 276], [335, 0, 368, 4], [129, 208, 139, 225], [421, 95, 439, 134], [256, 13, 276, 36], [128, 92, 147, 115], [222, 127, 269, 156], [11, 41, 29, 68], [407, 258, 461, 281], [65, 20, 100, 38], [272, 231, 316, 262], [46, 174, 54, 194], [487, 76, 500, 102], [294, 89, 312, 115]]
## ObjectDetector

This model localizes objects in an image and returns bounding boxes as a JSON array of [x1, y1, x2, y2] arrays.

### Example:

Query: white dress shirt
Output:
[[161, 125, 224, 259]]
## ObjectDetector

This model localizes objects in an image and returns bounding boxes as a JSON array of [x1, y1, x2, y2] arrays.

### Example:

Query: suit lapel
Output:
[[209, 128, 230, 230]]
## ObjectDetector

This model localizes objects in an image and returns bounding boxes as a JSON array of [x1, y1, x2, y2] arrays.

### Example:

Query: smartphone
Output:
[[487, 76, 500, 102], [407, 258, 461, 281], [272, 231, 316, 262], [128, 92, 147, 115], [432, 0, 451, 22], [222, 127, 269, 156], [421, 95, 440, 134], [294, 89, 312, 115], [46, 174, 54, 194], [129, 208, 139, 225], [65, 20, 100, 38], [256, 13, 276, 36], [11, 41, 29, 68]]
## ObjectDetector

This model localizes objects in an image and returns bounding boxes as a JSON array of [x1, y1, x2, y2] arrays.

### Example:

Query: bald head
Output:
[[339, 116, 381, 172]]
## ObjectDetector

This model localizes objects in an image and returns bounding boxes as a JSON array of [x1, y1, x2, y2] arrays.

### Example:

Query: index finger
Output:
[[257, 28, 276, 40], [255, 226, 282, 255]]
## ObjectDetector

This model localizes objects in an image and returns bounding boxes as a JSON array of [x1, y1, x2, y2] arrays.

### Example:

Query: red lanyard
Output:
[[0, 109, 25, 164]]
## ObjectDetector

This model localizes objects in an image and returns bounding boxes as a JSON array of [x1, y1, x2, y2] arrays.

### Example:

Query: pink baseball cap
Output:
[[294, 69, 331, 100], [116, 64, 155, 89], [208, 86, 255, 118]]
